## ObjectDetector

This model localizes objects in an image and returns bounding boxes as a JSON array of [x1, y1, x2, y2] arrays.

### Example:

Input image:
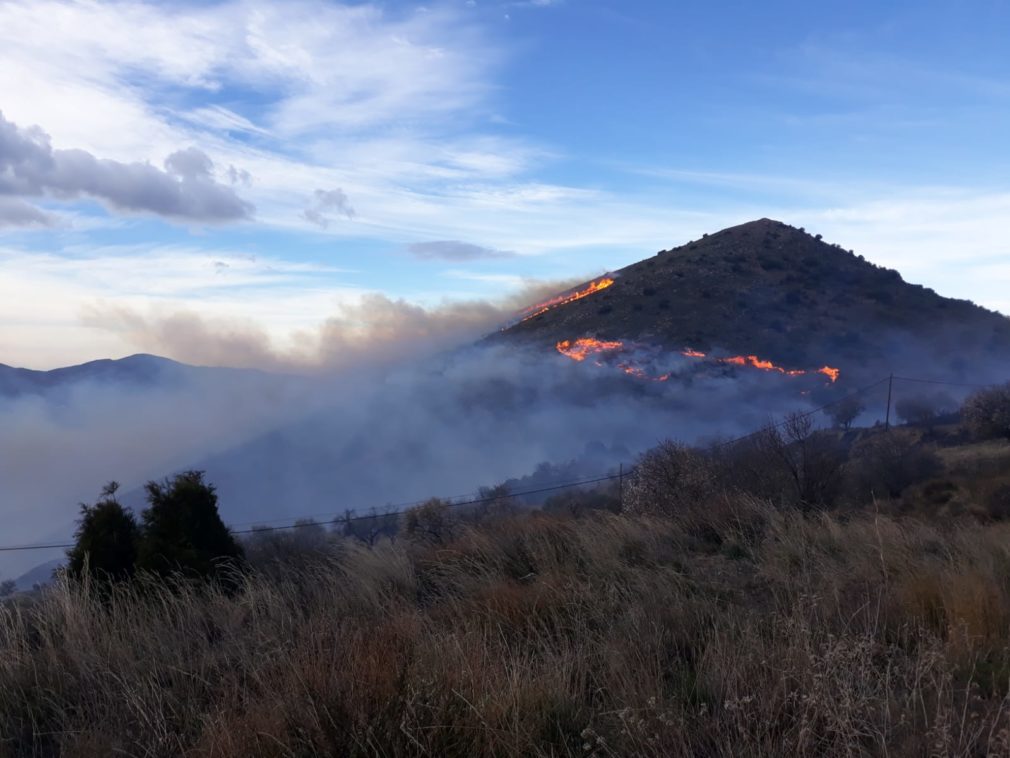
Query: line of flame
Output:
[[518, 277, 616, 323], [555, 337, 624, 362], [681, 349, 840, 383], [555, 339, 840, 384]]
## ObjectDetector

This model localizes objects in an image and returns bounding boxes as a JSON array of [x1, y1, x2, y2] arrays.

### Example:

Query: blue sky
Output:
[[1, 0, 1009, 369]]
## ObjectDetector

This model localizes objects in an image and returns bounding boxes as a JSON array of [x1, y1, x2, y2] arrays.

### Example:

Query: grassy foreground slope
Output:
[[6, 499, 1010, 756]]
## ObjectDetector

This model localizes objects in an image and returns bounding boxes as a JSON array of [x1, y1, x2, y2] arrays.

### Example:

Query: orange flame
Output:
[[557, 340, 841, 384], [555, 338, 624, 362], [556, 339, 671, 382], [519, 277, 615, 322], [818, 366, 841, 382], [680, 348, 840, 383]]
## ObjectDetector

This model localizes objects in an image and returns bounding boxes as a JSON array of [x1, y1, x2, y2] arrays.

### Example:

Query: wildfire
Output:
[[555, 337, 624, 362], [556, 338, 670, 382], [679, 348, 840, 383], [518, 276, 616, 323], [554, 339, 841, 384], [818, 366, 841, 383]]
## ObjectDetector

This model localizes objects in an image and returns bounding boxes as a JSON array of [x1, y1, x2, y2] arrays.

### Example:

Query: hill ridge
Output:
[[495, 218, 1010, 381]]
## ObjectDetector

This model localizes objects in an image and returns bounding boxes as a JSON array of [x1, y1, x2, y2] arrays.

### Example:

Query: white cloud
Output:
[[0, 113, 253, 222], [407, 240, 514, 261]]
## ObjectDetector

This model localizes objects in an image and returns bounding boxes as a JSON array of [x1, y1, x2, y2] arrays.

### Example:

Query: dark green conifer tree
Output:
[[66, 481, 139, 582], [136, 471, 243, 580]]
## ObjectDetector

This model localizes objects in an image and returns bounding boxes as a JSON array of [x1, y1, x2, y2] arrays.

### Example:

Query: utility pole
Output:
[[885, 374, 894, 431]]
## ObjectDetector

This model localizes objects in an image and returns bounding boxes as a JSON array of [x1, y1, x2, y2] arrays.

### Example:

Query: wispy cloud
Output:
[[303, 188, 356, 228], [407, 240, 515, 261]]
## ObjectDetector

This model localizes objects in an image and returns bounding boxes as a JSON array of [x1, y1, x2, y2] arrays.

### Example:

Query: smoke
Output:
[[0, 331, 851, 580], [80, 279, 585, 372], [0, 366, 323, 579], [7, 281, 1004, 583]]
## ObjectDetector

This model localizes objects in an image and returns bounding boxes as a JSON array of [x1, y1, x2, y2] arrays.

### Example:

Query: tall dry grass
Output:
[[4, 502, 1010, 756]]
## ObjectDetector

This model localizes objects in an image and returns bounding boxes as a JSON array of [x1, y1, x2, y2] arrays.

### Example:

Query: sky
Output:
[[2, 0, 1009, 370]]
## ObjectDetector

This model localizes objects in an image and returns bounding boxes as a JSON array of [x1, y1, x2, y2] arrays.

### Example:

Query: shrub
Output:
[[895, 393, 955, 426], [137, 471, 243, 580], [337, 509, 400, 546], [963, 383, 1010, 440], [825, 394, 865, 431], [65, 482, 139, 583], [743, 413, 847, 510], [848, 433, 943, 501], [243, 519, 337, 571], [403, 498, 458, 544], [623, 441, 718, 518]]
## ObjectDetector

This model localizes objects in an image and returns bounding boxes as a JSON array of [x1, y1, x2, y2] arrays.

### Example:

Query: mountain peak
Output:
[[495, 220, 1010, 380]]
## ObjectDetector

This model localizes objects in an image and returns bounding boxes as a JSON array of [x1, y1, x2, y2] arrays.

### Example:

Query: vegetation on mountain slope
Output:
[[497, 219, 1010, 379]]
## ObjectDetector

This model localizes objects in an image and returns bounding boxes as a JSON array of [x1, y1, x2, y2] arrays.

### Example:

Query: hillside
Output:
[[0, 354, 197, 397], [0, 354, 294, 399], [495, 219, 1010, 381]]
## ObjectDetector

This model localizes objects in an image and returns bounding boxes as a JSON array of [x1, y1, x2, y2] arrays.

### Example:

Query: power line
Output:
[[892, 375, 993, 390], [0, 472, 628, 553], [0, 541, 74, 553], [708, 375, 891, 450], [236, 473, 628, 536]]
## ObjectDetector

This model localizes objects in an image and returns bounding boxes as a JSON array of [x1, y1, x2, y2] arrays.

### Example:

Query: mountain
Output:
[[0, 354, 197, 397], [494, 219, 1010, 381], [0, 353, 285, 398], [13, 559, 62, 591]]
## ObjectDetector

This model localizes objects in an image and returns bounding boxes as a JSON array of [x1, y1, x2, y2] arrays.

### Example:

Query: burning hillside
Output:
[[492, 218, 1010, 383], [555, 337, 840, 383], [508, 276, 616, 326]]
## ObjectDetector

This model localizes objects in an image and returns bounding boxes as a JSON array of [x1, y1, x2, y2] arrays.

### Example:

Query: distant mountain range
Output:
[[0, 354, 216, 397]]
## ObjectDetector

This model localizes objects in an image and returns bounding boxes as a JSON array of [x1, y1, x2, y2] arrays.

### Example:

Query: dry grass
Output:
[[5, 503, 1010, 756]]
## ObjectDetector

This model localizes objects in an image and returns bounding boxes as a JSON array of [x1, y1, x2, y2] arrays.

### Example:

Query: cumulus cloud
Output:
[[82, 278, 582, 372], [303, 188, 355, 228], [0, 197, 57, 228], [407, 240, 515, 261], [0, 112, 253, 223]]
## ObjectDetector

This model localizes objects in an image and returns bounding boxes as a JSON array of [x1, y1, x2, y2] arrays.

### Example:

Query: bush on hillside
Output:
[[825, 394, 865, 431], [336, 509, 400, 546], [895, 393, 956, 427], [742, 413, 847, 510], [403, 498, 458, 544], [65, 482, 139, 583], [847, 433, 943, 501], [136, 471, 243, 581], [243, 519, 337, 572], [963, 383, 1010, 440], [623, 441, 718, 518]]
